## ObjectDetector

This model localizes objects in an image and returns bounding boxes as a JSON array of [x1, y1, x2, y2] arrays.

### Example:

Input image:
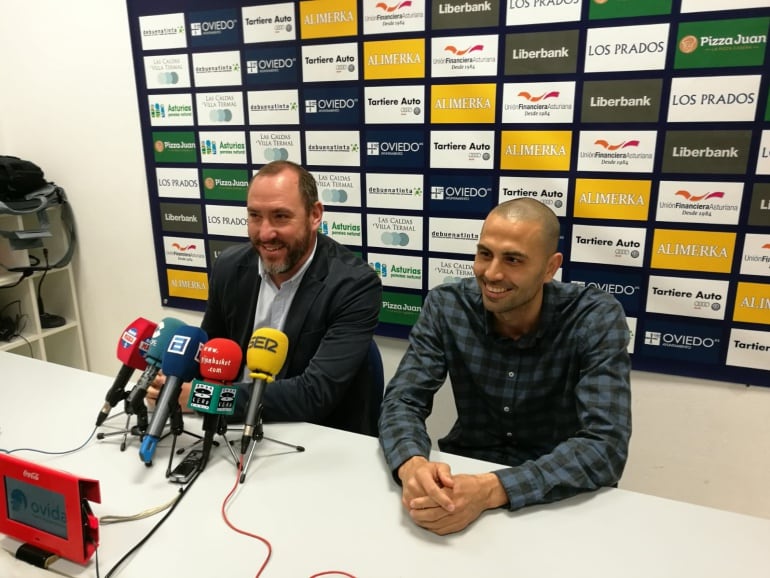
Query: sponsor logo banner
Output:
[[199, 131, 247, 164], [740, 233, 770, 277], [646, 275, 729, 320], [651, 229, 736, 273], [568, 267, 644, 314], [244, 45, 299, 86], [589, 0, 672, 20], [363, 38, 426, 80], [163, 236, 207, 268], [188, 8, 239, 48], [160, 202, 203, 234], [505, 0, 581, 26], [429, 173, 495, 215], [305, 130, 361, 167], [380, 291, 423, 326], [573, 179, 651, 221], [304, 86, 361, 126], [156, 167, 200, 199], [430, 130, 494, 169], [748, 182, 770, 226], [571, 224, 647, 267], [674, 17, 770, 69], [502, 81, 575, 124], [431, 34, 498, 78], [504, 30, 579, 75], [191, 50, 241, 87], [726, 328, 770, 371], [364, 0, 426, 35], [585, 23, 669, 73], [243, 2, 296, 43], [626, 316, 637, 354], [205, 204, 248, 237], [144, 54, 191, 89], [149, 93, 194, 126], [167, 269, 209, 300], [681, 0, 770, 13], [364, 85, 425, 124], [500, 130, 572, 171], [313, 171, 362, 207], [577, 131, 656, 173], [428, 257, 475, 289], [656, 180, 743, 225], [498, 176, 568, 216], [247, 89, 299, 125], [429, 217, 483, 254], [302, 42, 359, 82], [661, 130, 752, 174], [201, 168, 248, 202], [365, 172, 423, 211], [367, 252, 423, 290], [640, 318, 724, 363], [581, 78, 662, 123], [139, 13, 187, 51], [299, 0, 357, 39], [208, 239, 244, 264], [733, 282, 770, 324], [196, 91, 244, 126], [433, 0, 500, 30], [321, 211, 363, 246], [153, 131, 197, 163], [250, 130, 302, 165], [367, 214, 424, 251], [757, 130, 770, 174], [431, 83, 496, 123], [668, 75, 761, 123], [365, 129, 425, 169]]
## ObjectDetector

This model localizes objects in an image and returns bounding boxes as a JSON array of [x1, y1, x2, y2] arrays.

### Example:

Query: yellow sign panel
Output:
[[574, 178, 651, 221], [299, 0, 357, 40], [733, 282, 770, 325], [500, 131, 572, 171], [431, 84, 496, 124], [651, 229, 736, 273], [167, 269, 209, 301], [363, 38, 425, 80]]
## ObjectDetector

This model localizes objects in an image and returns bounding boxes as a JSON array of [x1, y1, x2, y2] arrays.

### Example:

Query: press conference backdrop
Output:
[[125, 0, 770, 387]]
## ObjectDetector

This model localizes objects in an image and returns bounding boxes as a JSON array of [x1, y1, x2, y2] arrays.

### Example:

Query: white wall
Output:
[[1, 0, 769, 520]]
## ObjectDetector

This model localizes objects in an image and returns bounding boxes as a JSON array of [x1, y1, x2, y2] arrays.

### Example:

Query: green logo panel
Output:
[[765, 91, 770, 122], [674, 17, 769, 69], [152, 131, 197, 163], [589, 0, 672, 20], [202, 168, 249, 202], [380, 291, 422, 326]]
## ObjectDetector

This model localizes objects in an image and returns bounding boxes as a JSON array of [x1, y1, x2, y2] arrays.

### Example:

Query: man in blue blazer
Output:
[[152, 161, 382, 435]]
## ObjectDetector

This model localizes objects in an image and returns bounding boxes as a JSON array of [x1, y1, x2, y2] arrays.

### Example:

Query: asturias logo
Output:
[[675, 190, 725, 202], [594, 139, 640, 151]]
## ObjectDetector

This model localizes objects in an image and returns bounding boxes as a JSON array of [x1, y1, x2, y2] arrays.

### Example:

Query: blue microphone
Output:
[[139, 325, 208, 465]]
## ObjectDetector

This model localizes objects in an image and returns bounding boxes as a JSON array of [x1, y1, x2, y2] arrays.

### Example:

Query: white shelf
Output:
[[0, 210, 87, 369]]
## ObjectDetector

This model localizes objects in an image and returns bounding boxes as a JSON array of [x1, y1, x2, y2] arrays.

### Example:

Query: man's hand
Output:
[[398, 457, 509, 535], [145, 372, 193, 413]]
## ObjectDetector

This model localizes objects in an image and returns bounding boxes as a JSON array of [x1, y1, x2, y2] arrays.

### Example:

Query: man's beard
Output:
[[256, 228, 310, 276]]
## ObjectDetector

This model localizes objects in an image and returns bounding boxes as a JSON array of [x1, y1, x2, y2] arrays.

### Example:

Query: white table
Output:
[[1, 351, 769, 578]]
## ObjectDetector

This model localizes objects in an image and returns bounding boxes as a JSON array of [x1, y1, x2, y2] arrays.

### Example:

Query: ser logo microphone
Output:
[[248, 334, 280, 353]]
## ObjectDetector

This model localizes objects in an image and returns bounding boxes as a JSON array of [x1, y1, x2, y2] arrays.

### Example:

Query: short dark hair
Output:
[[490, 198, 560, 254], [252, 160, 318, 214]]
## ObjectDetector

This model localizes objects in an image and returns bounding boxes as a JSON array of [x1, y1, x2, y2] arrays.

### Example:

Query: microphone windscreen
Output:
[[116, 317, 157, 370], [199, 338, 243, 383], [246, 327, 289, 377], [160, 325, 208, 381], [145, 317, 186, 364]]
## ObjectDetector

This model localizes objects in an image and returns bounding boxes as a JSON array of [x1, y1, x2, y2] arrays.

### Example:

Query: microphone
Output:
[[138, 325, 208, 465], [240, 327, 289, 455], [124, 317, 185, 417], [187, 338, 243, 469], [95, 317, 157, 426]]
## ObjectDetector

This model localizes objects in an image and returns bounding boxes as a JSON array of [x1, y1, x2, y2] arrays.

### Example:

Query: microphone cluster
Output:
[[95, 317, 289, 471]]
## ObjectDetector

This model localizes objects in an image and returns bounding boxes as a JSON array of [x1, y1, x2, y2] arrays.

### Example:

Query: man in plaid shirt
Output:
[[379, 198, 632, 535]]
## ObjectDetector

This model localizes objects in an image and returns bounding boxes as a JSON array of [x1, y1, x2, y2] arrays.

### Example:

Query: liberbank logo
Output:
[[364, 38, 425, 80], [500, 131, 571, 171], [299, 0, 357, 40], [651, 229, 736, 274], [431, 35, 498, 77], [432, 0, 499, 30], [662, 130, 752, 174], [581, 78, 662, 123], [675, 17, 769, 69], [577, 131, 656, 173], [160, 202, 203, 235], [748, 182, 770, 227], [504, 30, 579, 75], [431, 83, 496, 123], [757, 130, 770, 175]]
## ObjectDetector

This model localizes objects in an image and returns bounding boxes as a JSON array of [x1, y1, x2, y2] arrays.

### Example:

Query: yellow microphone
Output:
[[241, 327, 289, 454]]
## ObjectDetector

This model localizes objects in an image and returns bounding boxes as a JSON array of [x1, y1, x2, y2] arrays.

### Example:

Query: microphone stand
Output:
[[238, 403, 304, 484]]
